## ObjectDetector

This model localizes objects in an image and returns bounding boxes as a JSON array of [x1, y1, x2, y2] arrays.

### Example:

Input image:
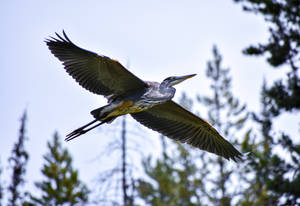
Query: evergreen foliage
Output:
[[138, 138, 204, 206], [8, 111, 29, 206], [239, 82, 300, 205], [233, 0, 300, 113], [94, 116, 138, 206], [137, 94, 207, 206], [198, 45, 248, 205], [2, 2, 300, 205], [137, 46, 249, 205], [231, 1, 300, 204], [30, 132, 89, 206]]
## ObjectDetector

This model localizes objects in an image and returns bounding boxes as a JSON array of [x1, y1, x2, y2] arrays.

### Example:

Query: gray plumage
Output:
[[45, 31, 242, 161]]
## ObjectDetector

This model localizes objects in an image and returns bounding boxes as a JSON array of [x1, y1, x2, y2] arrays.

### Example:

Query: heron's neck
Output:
[[159, 83, 176, 97], [159, 80, 170, 89]]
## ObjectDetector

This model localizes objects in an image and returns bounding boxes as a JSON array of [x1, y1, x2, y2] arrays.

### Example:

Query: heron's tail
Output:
[[91, 105, 110, 119]]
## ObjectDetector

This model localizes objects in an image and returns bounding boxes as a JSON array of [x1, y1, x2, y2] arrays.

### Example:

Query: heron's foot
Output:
[[65, 129, 87, 141], [65, 120, 106, 141]]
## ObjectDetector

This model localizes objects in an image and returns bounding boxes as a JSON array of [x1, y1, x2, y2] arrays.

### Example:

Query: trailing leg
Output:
[[65, 117, 116, 141]]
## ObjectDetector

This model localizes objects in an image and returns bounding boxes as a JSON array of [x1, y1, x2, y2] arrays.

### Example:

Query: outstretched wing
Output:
[[131, 101, 242, 161], [45, 31, 147, 98]]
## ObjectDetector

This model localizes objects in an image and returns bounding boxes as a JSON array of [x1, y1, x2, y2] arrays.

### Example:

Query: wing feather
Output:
[[45, 31, 147, 97], [131, 100, 242, 161]]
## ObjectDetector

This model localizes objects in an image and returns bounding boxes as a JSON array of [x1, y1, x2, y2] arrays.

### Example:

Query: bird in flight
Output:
[[46, 31, 242, 161]]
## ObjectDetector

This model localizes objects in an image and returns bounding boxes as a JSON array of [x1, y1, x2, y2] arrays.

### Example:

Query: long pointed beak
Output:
[[171, 74, 197, 86], [179, 74, 197, 80]]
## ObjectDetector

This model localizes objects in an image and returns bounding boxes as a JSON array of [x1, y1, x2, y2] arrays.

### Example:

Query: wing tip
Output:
[[44, 29, 73, 45], [229, 151, 251, 162]]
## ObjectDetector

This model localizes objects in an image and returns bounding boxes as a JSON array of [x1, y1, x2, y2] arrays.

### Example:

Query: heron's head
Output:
[[161, 74, 197, 87]]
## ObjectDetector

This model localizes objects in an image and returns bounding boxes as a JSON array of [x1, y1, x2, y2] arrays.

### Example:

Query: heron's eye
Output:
[[164, 77, 174, 82]]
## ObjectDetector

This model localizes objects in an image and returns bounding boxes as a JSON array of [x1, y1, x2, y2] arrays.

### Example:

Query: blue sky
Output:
[[1, 0, 298, 202]]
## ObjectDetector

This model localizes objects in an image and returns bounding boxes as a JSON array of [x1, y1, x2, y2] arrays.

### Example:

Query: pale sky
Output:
[[1, 0, 298, 203]]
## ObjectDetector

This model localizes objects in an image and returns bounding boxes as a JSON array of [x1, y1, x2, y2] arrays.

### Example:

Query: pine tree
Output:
[[121, 116, 130, 206], [137, 93, 208, 206], [231, 1, 300, 204], [30, 132, 89, 205], [233, 0, 300, 113], [94, 116, 139, 206], [138, 138, 204, 206], [198, 45, 248, 205], [238, 81, 278, 205], [137, 46, 248, 205], [8, 111, 29, 206], [239, 81, 300, 205]]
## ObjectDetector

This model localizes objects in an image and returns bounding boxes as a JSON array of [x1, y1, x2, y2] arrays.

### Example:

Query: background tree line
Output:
[[0, 0, 299, 205]]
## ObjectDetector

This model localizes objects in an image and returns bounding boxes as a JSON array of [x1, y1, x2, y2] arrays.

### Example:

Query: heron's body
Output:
[[92, 81, 175, 121], [46, 31, 243, 161]]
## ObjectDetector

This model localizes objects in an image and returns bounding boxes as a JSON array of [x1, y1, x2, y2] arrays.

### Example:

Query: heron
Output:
[[45, 31, 242, 161]]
